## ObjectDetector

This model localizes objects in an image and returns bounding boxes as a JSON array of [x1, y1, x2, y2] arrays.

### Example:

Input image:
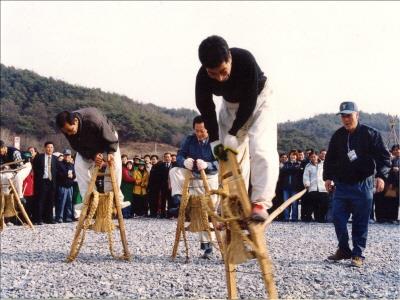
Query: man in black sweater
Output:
[[195, 35, 279, 222], [324, 101, 391, 267]]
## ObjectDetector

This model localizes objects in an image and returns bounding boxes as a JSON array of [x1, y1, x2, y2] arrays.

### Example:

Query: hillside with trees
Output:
[[0, 64, 397, 154]]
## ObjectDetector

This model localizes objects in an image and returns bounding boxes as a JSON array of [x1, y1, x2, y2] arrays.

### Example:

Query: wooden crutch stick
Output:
[[199, 169, 225, 260], [109, 160, 131, 260], [171, 169, 192, 261], [67, 166, 99, 262], [265, 189, 307, 225], [7, 179, 34, 229]]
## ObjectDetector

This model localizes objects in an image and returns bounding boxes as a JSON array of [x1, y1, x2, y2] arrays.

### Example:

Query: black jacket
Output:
[[56, 160, 76, 188], [63, 107, 118, 160], [279, 161, 303, 190], [323, 123, 391, 184], [33, 153, 58, 189]]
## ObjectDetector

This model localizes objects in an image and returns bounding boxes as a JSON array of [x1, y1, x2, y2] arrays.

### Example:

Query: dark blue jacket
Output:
[[56, 160, 76, 188], [176, 134, 218, 176], [323, 123, 391, 184], [279, 160, 303, 190]]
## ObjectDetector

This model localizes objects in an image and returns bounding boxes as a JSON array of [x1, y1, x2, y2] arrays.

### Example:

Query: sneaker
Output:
[[251, 203, 269, 222], [351, 256, 364, 267], [327, 249, 352, 261]]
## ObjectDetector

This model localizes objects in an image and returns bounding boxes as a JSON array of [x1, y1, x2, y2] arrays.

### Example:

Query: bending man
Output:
[[169, 115, 218, 259], [195, 35, 279, 221], [55, 107, 130, 210]]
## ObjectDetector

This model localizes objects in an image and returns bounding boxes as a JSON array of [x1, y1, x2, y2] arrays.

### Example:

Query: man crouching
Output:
[[169, 115, 218, 259]]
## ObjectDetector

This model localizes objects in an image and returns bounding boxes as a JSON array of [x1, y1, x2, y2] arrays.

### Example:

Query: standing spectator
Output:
[[32, 141, 58, 225], [297, 149, 310, 221], [148, 154, 162, 218], [319, 149, 327, 162], [279, 153, 288, 169], [121, 154, 128, 166], [159, 152, 173, 218], [144, 154, 152, 173], [132, 160, 149, 217], [195, 35, 279, 221], [28, 146, 39, 162], [280, 150, 302, 221], [55, 149, 75, 223], [324, 101, 391, 267], [303, 151, 329, 222], [121, 161, 134, 218], [376, 144, 399, 223], [171, 153, 178, 167], [22, 151, 35, 220]]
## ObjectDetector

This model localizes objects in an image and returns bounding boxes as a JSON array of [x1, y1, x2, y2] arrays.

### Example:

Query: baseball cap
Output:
[[337, 101, 359, 115], [63, 149, 72, 155]]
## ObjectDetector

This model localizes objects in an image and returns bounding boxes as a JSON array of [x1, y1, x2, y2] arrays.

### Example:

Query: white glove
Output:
[[183, 158, 194, 170], [223, 134, 239, 150], [196, 159, 208, 171]]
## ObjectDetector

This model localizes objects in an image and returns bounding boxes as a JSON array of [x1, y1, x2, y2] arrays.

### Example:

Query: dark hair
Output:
[[164, 152, 172, 157], [392, 144, 400, 152], [121, 154, 128, 159], [308, 151, 317, 157], [198, 35, 230, 68], [192, 115, 204, 128], [44, 141, 54, 147], [319, 148, 326, 153], [150, 154, 158, 160], [288, 150, 298, 157], [0, 140, 5, 148], [55, 111, 77, 128], [171, 153, 177, 157], [143, 154, 150, 159]]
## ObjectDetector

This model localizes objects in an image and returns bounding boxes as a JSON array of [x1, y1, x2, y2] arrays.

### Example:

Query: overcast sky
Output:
[[1, 1, 399, 123]]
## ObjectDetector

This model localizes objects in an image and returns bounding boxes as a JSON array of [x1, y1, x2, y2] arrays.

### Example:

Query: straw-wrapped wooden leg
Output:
[[67, 167, 99, 262], [7, 179, 34, 229], [109, 162, 131, 260]]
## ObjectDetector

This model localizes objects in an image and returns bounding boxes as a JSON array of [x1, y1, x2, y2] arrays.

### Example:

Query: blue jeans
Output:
[[332, 177, 373, 258], [283, 188, 298, 221], [55, 186, 73, 221]]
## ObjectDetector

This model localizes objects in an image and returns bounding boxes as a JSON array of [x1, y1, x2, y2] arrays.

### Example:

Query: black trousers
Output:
[[148, 187, 160, 217], [301, 192, 314, 222], [375, 191, 399, 222], [34, 179, 56, 223], [307, 191, 329, 222]]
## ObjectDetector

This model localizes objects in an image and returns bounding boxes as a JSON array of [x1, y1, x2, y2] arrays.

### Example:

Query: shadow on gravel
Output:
[[0, 251, 115, 263]]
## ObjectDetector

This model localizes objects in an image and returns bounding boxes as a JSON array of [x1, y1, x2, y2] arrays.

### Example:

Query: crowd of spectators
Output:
[[1, 141, 399, 225], [270, 146, 399, 224]]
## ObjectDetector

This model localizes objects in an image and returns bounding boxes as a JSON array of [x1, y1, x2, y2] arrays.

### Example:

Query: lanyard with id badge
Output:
[[347, 133, 357, 162]]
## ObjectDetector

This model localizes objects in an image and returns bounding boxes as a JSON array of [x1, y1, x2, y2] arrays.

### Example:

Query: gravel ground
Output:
[[1, 219, 399, 299]]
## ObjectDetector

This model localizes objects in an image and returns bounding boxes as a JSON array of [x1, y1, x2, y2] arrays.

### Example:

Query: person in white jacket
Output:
[[303, 151, 329, 222]]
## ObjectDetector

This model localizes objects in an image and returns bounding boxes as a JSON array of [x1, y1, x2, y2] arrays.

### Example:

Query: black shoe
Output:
[[64, 219, 73, 223], [46, 220, 57, 224], [20, 197, 27, 205], [56, 219, 63, 223], [201, 247, 213, 259], [327, 249, 352, 261], [34, 221, 44, 225]]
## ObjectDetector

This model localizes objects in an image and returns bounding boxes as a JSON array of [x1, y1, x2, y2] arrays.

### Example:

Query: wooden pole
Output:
[[109, 161, 131, 260], [67, 166, 99, 262], [7, 179, 34, 229]]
